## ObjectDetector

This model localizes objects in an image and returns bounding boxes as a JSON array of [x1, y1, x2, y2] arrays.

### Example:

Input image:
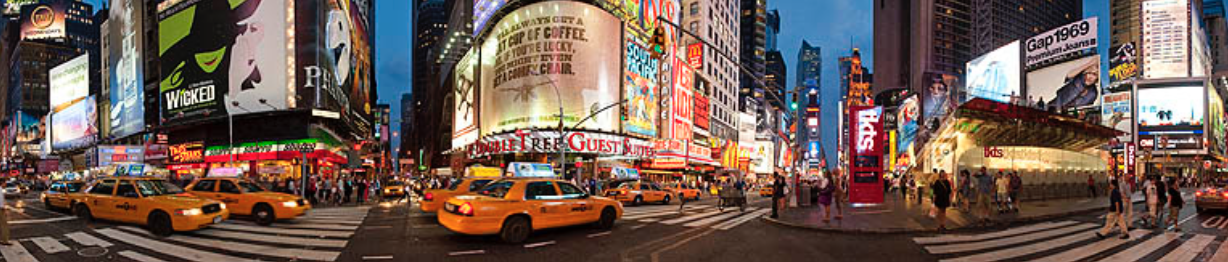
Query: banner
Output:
[[848, 106, 884, 204], [478, 1, 622, 136], [50, 96, 97, 151], [694, 93, 710, 130], [49, 54, 88, 110], [897, 95, 918, 162], [452, 51, 478, 149], [1024, 17, 1097, 69], [669, 57, 693, 140], [109, 0, 145, 138], [19, 1, 65, 40], [1026, 55, 1101, 109], [1101, 92, 1132, 142], [624, 37, 660, 137], [965, 41, 1021, 103]]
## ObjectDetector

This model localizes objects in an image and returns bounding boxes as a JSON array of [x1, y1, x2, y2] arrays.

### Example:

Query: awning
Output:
[[942, 98, 1123, 151]]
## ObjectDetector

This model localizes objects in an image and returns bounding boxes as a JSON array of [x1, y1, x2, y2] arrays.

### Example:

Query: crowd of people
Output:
[[279, 176, 380, 207]]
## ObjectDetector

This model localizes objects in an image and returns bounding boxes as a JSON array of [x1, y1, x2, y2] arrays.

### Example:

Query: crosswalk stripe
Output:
[[65, 232, 112, 248], [192, 227, 349, 248], [1098, 232, 1182, 262], [1207, 236, 1228, 262], [620, 206, 707, 220], [913, 221, 1079, 244], [621, 205, 703, 216], [1029, 229, 1148, 262], [229, 220, 360, 231], [660, 209, 728, 225], [29, 236, 70, 254], [155, 230, 341, 261], [118, 250, 167, 262], [304, 213, 368, 219], [926, 223, 1099, 254], [209, 223, 354, 238], [96, 228, 257, 262], [712, 209, 771, 230], [296, 218, 365, 225], [0, 242, 38, 262], [938, 227, 1097, 262], [684, 208, 758, 227], [1157, 234, 1215, 262]]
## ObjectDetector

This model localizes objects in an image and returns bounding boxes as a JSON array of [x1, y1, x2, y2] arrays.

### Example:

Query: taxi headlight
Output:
[[175, 208, 203, 216], [219, 203, 227, 210], [282, 201, 299, 208]]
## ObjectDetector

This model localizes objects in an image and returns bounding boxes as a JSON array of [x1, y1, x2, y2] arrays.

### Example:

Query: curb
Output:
[[759, 199, 1145, 234]]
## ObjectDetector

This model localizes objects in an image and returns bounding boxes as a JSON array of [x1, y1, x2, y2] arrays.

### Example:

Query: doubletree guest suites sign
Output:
[[467, 130, 654, 159]]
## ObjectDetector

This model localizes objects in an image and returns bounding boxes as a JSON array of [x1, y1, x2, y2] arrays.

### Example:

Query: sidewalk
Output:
[[761, 190, 1162, 234]]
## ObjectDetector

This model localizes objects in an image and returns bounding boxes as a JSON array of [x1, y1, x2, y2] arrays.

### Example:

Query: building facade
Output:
[[971, 0, 1082, 56], [683, 0, 741, 142]]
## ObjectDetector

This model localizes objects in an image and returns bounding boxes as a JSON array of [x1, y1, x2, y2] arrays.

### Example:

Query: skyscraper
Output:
[[971, 0, 1082, 57], [739, 0, 767, 114], [1110, 0, 1142, 50], [793, 40, 821, 166], [872, 0, 970, 104], [1204, 0, 1228, 72], [409, 0, 450, 172], [682, 0, 741, 142]]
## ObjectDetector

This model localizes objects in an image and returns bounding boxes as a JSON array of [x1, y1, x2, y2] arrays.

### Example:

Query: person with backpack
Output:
[[1166, 181, 1184, 232]]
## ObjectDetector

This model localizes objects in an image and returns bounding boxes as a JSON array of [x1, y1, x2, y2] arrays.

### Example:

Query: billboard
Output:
[[49, 54, 88, 110], [1024, 17, 1098, 69], [965, 41, 1021, 103], [1101, 92, 1133, 142], [694, 92, 710, 130], [97, 145, 145, 167], [848, 106, 884, 204], [897, 95, 918, 160], [4, 0, 35, 15], [478, 1, 622, 136], [624, 37, 660, 137], [108, 0, 145, 138], [158, 0, 288, 123], [1108, 42, 1140, 87], [1138, 85, 1203, 132], [452, 51, 478, 149], [921, 73, 957, 141], [668, 56, 693, 141], [14, 111, 44, 143], [1142, 0, 1190, 79], [1210, 88, 1226, 155], [19, 1, 65, 40], [51, 96, 97, 151], [1026, 55, 1101, 109], [473, 0, 507, 35]]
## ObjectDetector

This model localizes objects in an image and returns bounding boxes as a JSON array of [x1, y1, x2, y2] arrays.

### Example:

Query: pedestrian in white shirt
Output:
[[1143, 176, 1158, 227]]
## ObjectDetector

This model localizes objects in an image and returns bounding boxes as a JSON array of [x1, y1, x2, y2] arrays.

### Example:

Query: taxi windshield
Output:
[[136, 180, 186, 197], [63, 182, 85, 193], [476, 180, 516, 198], [385, 181, 405, 186], [238, 181, 265, 192]]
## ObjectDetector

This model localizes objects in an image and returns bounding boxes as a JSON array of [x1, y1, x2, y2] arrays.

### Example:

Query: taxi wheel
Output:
[[500, 216, 532, 243], [662, 195, 671, 204], [74, 204, 93, 222], [148, 211, 174, 237], [43, 199, 52, 210], [632, 196, 643, 206], [596, 207, 616, 229], [253, 204, 276, 226]]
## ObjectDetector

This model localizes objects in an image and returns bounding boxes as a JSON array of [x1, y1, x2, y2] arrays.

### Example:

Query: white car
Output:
[[3, 185, 22, 197]]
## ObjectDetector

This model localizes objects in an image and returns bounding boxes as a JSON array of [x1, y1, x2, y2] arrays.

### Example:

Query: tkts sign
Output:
[[468, 131, 655, 158], [848, 106, 884, 204]]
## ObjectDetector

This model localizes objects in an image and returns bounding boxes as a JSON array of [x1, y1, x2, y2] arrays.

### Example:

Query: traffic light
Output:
[[649, 26, 666, 59]]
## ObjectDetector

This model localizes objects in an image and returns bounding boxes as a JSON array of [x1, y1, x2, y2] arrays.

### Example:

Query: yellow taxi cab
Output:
[[74, 176, 230, 236], [420, 168, 503, 213], [664, 182, 701, 201], [42, 181, 88, 210], [381, 180, 408, 198], [604, 181, 674, 206], [759, 186, 774, 197], [436, 163, 623, 243], [185, 176, 310, 225]]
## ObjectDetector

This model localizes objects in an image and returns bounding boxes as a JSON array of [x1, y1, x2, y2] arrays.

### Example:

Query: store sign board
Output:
[[204, 139, 327, 162], [848, 106, 884, 204], [1125, 142, 1135, 176], [688, 143, 711, 160], [687, 43, 702, 69], [169, 142, 204, 164], [649, 158, 686, 169], [467, 131, 654, 158]]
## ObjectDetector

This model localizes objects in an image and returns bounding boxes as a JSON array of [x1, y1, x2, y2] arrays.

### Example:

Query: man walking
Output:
[[1117, 174, 1133, 229], [1154, 176, 1168, 228], [1088, 174, 1097, 197], [1096, 180, 1130, 239], [975, 167, 995, 222], [1167, 181, 1184, 232], [1009, 172, 1022, 212], [771, 173, 785, 218]]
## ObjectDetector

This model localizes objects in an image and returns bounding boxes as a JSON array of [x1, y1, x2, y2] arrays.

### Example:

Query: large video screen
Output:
[[1026, 55, 1101, 109], [966, 41, 1021, 103], [1138, 85, 1204, 131], [158, 0, 288, 122], [108, 0, 144, 138], [49, 54, 88, 110], [51, 96, 97, 151]]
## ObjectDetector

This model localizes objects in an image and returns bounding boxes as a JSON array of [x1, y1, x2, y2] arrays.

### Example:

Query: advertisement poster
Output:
[[1209, 89, 1225, 155], [14, 111, 44, 143], [599, 0, 681, 41], [751, 141, 774, 174], [19, 1, 64, 40], [478, 1, 622, 136], [1026, 55, 1101, 109], [624, 38, 660, 137], [97, 145, 144, 167], [1142, 0, 1190, 79], [670, 57, 693, 141], [848, 106, 884, 204], [452, 51, 478, 149], [1101, 92, 1133, 142], [108, 0, 144, 138], [897, 95, 918, 162], [1108, 42, 1139, 87], [1024, 17, 1097, 69], [920, 73, 957, 143], [51, 96, 97, 151], [1138, 85, 1204, 131], [965, 41, 1021, 103], [158, 0, 288, 122], [49, 54, 88, 110], [694, 93, 710, 130]]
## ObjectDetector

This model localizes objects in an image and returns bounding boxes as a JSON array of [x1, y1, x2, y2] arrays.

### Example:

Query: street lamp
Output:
[[529, 71, 567, 180]]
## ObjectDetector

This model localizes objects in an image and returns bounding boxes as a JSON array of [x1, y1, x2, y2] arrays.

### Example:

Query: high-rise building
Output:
[[1111, 0, 1143, 51], [409, 0, 451, 172], [766, 9, 780, 51], [795, 40, 821, 97], [971, 0, 1082, 57], [683, 0, 741, 142], [739, 0, 767, 114], [840, 49, 873, 107], [872, 0, 970, 104], [1204, 0, 1228, 72], [793, 40, 821, 165]]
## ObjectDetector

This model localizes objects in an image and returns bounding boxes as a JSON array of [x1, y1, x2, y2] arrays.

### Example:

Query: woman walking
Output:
[[931, 170, 954, 231], [818, 172, 836, 223]]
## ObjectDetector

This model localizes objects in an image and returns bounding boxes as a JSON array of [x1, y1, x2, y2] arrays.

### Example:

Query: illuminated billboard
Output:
[[1024, 17, 1097, 69], [19, 1, 65, 40], [452, 51, 478, 149], [1142, 0, 1190, 79], [897, 95, 918, 158], [1026, 55, 1101, 109], [624, 37, 660, 137], [108, 0, 145, 138], [1108, 42, 1140, 87], [4, 0, 36, 15], [473, 0, 507, 35], [668, 56, 693, 140], [158, 0, 288, 122], [51, 96, 97, 151], [1138, 84, 1203, 132], [478, 1, 622, 136], [1101, 92, 1132, 142], [965, 41, 1021, 103], [49, 54, 88, 110]]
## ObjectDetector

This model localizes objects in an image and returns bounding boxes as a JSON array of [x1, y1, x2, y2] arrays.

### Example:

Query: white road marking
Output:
[[638, 218, 661, 223], [208, 223, 354, 238], [0, 242, 38, 262], [1028, 229, 1148, 262], [660, 209, 727, 225], [684, 208, 759, 227], [587, 231, 612, 238], [190, 228, 349, 248], [118, 250, 167, 262], [132, 228, 341, 261], [10, 216, 75, 224], [1098, 232, 1182, 262], [913, 221, 1079, 244], [448, 250, 486, 256], [364, 226, 392, 230], [362, 255, 394, 260], [29, 236, 69, 254], [1207, 236, 1228, 262], [1157, 234, 1215, 262], [926, 223, 1099, 254], [937, 227, 1097, 262], [712, 209, 772, 230], [1176, 214, 1197, 227], [620, 206, 707, 220], [65, 231, 112, 247], [523, 241, 556, 248], [297, 218, 365, 225], [229, 220, 361, 230], [96, 228, 257, 262], [630, 224, 648, 230]]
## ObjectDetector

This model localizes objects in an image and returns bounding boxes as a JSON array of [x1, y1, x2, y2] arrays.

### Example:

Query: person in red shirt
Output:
[[1088, 175, 1097, 198]]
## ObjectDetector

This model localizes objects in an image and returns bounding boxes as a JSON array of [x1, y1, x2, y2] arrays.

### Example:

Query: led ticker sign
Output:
[[169, 142, 204, 163]]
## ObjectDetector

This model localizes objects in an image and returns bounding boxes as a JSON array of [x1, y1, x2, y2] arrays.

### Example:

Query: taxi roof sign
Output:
[[466, 166, 503, 178], [508, 162, 555, 178], [612, 167, 640, 179], [207, 167, 244, 178]]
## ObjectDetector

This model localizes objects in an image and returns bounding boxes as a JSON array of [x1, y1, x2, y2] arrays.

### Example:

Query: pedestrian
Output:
[[0, 180, 9, 245], [1088, 174, 1097, 197], [1009, 172, 1022, 212], [1154, 176, 1169, 228], [975, 167, 995, 221], [931, 170, 953, 231], [996, 171, 1009, 213], [1117, 174, 1133, 228], [1096, 180, 1130, 239], [1143, 176, 1158, 227], [834, 172, 846, 220], [818, 173, 836, 222], [357, 179, 367, 204], [959, 170, 972, 211], [289, 179, 297, 196], [1166, 181, 1183, 232], [344, 178, 354, 204], [772, 174, 788, 218]]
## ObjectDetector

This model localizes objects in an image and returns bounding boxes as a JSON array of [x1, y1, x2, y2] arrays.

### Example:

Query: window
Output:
[[219, 181, 242, 194], [525, 182, 560, 200], [135, 180, 186, 197], [468, 179, 493, 191], [650, 184, 663, 191], [89, 180, 116, 195], [238, 181, 265, 192], [50, 184, 60, 192], [192, 180, 216, 192], [690, 2, 699, 15], [476, 180, 516, 198], [557, 183, 586, 199], [116, 181, 139, 198]]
